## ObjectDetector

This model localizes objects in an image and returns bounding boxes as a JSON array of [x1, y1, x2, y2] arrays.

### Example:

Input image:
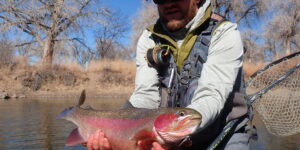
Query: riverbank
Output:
[[0, 57, 263, 99], [0, 58, 135, 99]]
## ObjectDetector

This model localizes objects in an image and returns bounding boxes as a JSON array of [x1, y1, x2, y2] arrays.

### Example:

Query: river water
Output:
[[0, 98, 299, 150]]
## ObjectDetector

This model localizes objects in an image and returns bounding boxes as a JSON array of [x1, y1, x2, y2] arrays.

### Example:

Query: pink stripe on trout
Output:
[[58, 90, 201, 150]]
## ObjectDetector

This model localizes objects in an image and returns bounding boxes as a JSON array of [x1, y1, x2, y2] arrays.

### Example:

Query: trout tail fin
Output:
[[77, 89, 86, 107]]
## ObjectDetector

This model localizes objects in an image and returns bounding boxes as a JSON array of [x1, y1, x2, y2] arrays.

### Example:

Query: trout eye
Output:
[[178, 111, 185, 117]]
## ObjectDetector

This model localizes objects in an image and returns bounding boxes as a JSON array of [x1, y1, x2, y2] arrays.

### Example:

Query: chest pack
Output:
[[146, 15, 250, 149], [151, 17, 237, 105], [146, 14, 252, 150], [147, 14, 248, 121]]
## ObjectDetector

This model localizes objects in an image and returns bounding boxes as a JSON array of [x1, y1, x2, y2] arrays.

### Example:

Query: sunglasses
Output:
[[153, 0, 180, 5]]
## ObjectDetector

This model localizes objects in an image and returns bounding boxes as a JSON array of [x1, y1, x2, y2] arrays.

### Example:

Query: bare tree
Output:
[[242, 30, 265, 63], [131, 1, 158, 51], [70, 41, 92, 65], [0, 35, 14, 65], [212, 0, 299, 60], [0, 0, 109, 65], [95, 39, 115, 59], [95, 10, 128, 59], [211, 0, 266, 24], [263, 0, 300, 57]]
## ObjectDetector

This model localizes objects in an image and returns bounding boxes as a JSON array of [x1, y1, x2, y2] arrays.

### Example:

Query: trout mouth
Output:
[[156, 125, 198, 143], [178, 115, 201, 130], [189, 116, 201, 121], [154, 115, 201, 143], [163, 125, 198, 136]]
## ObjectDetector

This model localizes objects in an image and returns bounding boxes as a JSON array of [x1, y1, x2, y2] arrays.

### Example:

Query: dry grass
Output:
[[87, 59, 136, 74], [87, 59, 136, 87], [244, 54, 300, 80], [243, 61, 265, 79], [14, 56, 29, 68], [0, 58, 136, 97], [57, 63, 84, 73], [2, 56, 276, 97]]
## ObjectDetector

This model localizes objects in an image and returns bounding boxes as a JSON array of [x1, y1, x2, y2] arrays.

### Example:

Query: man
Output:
[[86, 0, 252, 149]]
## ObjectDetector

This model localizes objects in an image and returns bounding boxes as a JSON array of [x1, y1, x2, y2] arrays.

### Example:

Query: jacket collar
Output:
[[147, 2, 212, 46]]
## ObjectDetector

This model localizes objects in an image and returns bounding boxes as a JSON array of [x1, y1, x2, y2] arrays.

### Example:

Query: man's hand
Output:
[[151, 142, 168, 150], [83, 130, 170, 150], [83, 130, 112, 150]]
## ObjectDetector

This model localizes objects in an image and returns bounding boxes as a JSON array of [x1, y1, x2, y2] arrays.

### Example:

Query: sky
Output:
[[104, 0, 142, 16], [98, 0, 264, 46], [102, 0, 144, 46]]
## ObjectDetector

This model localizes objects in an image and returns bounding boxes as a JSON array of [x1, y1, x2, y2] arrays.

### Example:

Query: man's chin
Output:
[[165, 20, 186, 32]]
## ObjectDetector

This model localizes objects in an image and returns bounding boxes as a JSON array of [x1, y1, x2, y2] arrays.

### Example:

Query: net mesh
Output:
[[246, 54, 300, 136]]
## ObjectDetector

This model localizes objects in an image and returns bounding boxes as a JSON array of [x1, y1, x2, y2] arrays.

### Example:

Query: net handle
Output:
[[246, 51, 300, 87], [207, 62, 300, 150]]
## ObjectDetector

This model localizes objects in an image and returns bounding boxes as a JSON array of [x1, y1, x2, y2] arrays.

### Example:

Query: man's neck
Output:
[[163, 0, 210, 41]]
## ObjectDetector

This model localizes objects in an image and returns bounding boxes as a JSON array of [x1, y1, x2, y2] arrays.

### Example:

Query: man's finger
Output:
[[102, 137, 111, 149], [87, 133, 94, 150], [92, 130, 101, 150], [152, 142, 166, 150]]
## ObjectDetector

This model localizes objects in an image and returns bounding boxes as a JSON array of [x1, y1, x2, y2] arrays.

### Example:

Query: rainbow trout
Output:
[[58, 90, 201, 150]]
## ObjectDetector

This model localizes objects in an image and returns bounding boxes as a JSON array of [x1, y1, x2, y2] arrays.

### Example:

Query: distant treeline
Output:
[[0, 0, 299, 67]]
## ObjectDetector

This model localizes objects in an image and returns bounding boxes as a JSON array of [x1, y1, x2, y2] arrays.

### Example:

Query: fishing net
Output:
[[245, 52, 300, 136]]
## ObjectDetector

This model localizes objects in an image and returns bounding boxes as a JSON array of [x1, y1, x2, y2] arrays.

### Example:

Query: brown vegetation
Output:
[[0, 58, 135, 98], [243, 61, 265, 79], [0, 55, 264, 99], [0, 0, 298, 99]]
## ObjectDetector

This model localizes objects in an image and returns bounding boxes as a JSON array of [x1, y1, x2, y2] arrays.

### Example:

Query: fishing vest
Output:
[[147, 14, 249, 148]]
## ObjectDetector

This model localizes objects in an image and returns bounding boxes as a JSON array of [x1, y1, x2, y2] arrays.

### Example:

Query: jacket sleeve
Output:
[[187, 22, 244, 129], [129, 30, 161, 109]]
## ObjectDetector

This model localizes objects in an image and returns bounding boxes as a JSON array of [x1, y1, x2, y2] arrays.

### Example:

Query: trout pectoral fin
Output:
[[138, 139, 156, 150], [131, 130, 156, 150], [132, 129, 155, 141], [66, 128, 85, 146]]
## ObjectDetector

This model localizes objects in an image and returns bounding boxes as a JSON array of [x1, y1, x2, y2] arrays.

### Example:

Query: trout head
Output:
[[57, 90, 86, 121], [58, 106, 87, 146], [153, 108, 201, 144], [57, 106, 76, 121]]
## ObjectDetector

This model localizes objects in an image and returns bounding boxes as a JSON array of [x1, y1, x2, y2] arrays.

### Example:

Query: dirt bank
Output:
[[0, 59, 135, 99], [0, 58, 263, 99]]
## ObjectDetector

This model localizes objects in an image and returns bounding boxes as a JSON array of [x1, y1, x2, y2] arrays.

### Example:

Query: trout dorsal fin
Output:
[[77, 90, 86, 107]]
